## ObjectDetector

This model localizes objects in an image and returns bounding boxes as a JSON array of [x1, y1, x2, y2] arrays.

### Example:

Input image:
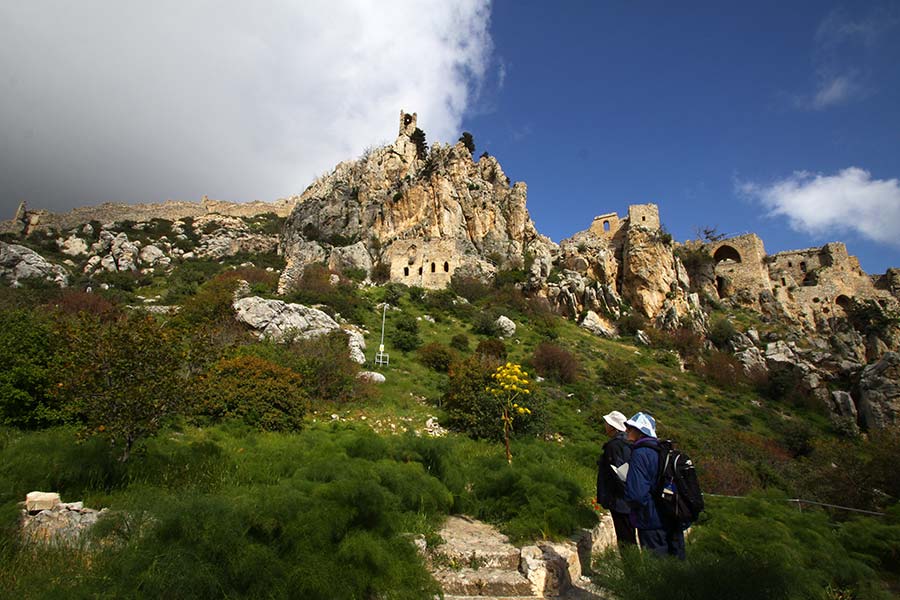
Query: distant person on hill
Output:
[[623, 412, 686, 559], [596, 410, 636, 547]]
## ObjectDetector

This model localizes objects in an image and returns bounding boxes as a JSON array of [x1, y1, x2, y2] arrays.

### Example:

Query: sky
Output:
[[2, 1, 899, 273]]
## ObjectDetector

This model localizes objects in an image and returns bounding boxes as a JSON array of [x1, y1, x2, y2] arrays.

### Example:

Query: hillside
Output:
[[1, 113, 899, 599]]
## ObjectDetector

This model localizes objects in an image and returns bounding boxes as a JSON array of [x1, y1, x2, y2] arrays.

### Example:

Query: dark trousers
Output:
[[638, 526, 685, 560], [611, 510, 636, 547]]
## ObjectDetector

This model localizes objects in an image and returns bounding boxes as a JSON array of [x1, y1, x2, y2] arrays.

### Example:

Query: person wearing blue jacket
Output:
[[623, 412, 686, 559]]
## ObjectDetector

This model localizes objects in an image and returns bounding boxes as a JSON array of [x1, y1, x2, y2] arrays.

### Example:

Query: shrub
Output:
[[458, 131, 475, 154], [51, 312, 191, 461], [342, 266, 367, 282], [390, 313, 421, 352], [599, 355, 638, 388], [449, 273, 491, 302], [442, 356, 503, 440], [284, 263, 368, 323], [593, 494, 896, 600], [237, 331, 365, 405], [196, 356, 308, 431], [0, 310, 56, 428], [617, 312, 646, 336], [695, 350, 746, 389], [417, 342, 456, 372], [175, 273, 242, 327], [532, 342, 580, 384], [493, 268, 527, 288], [708, 316, 737, 349], [371, 262, 391, 284], [450, 333, 470, 352], [380, 282, 407, 306], [475, 338, 507, 360], [472, 311, 500, 336]]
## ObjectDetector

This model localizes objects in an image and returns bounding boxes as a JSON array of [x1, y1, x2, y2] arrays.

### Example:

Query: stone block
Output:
[[25, 491, 60, 512]]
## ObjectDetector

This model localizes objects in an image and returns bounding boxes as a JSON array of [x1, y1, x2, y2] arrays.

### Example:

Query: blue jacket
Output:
[[624, 437, 663, 530]]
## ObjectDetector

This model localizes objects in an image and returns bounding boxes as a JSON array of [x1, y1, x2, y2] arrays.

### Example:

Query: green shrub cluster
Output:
[[417, 342, 456, 372], [196, 356, 308, 431], [593, 494, 900, 600], [283, 263, 368, 323], [390, 312, 421, 352], [599, 355, 638, 388]]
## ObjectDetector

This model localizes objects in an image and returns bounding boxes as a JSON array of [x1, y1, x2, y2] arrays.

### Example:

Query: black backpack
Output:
[[654, 440, 704, 524]]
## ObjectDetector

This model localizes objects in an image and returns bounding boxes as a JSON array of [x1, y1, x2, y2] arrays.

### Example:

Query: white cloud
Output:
[[738, 167, 900, 247], [0, 1, 493, 211], [809, 74, 863, 110]]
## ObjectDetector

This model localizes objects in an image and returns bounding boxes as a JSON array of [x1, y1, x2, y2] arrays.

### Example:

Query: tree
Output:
[[52, 312, 192, 461], [458, 131, 475, 155], [410, 128, 427, 160]]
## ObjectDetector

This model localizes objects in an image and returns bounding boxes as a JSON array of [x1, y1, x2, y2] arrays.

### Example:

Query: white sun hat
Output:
[[625, 412, 657, 438], [602, 410, 628, 432]]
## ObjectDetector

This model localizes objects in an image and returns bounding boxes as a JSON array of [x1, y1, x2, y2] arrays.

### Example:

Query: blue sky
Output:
[[2, 1, 898, 273], [463, 1, 900, 273]]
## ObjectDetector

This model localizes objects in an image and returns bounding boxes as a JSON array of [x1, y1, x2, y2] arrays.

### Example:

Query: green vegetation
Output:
[[0, 250, 898, 598]]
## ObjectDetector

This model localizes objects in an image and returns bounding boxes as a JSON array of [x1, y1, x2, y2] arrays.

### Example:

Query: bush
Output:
[[196, 356, 308, 431], [475, 338, 507, 360], [417, 342, 456, 372], [593, 494, 896, 600], [51, 312, 192, 461], [472, 311, 500, 336], [237, 331, 365, 405], [390, 313, 421, 352], [407, 286, 426, 304], [442, 356, 504, 440], [695, 351, 746, 389], [708, 316, 737, 349], [0, 310, 56, 428], [617, 312, 646, 336], [532, 342, 580, 384], [371, 262, 391, 284], [284, 263, 368, 323], [449, 333, 470, 353], [449, 274, 491, 302], [599, 355, 638, 388]]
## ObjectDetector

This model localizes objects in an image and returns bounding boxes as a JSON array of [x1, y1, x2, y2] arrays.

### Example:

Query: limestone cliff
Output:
[[278, 111, 554, 293]]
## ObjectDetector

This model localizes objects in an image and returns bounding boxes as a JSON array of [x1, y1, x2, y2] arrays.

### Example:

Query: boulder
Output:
[[580, 310, 617, 338], [735, 346, 767, 376], [233, 296, 366, 363], [857, 352, 900, 430], [139, 244, 167, 267], [58, 235, 88, 256], [357, 371, 385, 384], [0, 242, 68, 287], [110, 233, 139, 271], [233, 297, 339, 341], [327, 241, 373, 276], [495, 315, 516, 338]]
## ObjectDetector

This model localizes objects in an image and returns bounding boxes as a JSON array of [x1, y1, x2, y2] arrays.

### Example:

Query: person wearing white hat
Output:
[[623, 411, 686, 559], [596, 410, 636, 546]]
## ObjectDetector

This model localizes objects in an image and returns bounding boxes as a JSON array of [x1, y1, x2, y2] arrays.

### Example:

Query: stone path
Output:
[[424, 515, 617, 599]]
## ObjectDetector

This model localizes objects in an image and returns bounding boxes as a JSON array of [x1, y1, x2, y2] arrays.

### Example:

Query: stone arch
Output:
[[713, 245, 742, 264], [835, 295, 851, 310], [603, 220, 610, 232]]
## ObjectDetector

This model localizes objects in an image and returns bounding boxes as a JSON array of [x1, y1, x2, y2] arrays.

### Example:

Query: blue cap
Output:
[[625, 412, 657, 438]]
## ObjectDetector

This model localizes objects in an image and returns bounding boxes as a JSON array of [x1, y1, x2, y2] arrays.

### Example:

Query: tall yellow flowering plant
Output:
[[486, 362, 532, 464]]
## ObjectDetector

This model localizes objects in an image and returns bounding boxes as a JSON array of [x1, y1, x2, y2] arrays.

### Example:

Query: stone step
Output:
[[433, 515, 521, 570], [434, 567, 534, 597]]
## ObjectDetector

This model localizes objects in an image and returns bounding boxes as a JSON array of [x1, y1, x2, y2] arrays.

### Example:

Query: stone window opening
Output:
[[603, 220, 610, 232], [418, 266, 423, 275], [781, 277, 786, 286], [431, 262, 436, 273], [404, 266, 409, 276], [788, 261, 793, 268], [641, 216, 646, 222], [443, 261, 449, 272], [800, 261, 807, 272]]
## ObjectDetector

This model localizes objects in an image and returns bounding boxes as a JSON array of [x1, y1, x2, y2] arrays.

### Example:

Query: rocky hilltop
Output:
[[278, 111, 555, 294]]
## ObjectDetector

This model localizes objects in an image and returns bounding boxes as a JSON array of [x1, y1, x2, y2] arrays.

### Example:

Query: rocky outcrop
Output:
[[232, 296, 366, 364], [21, 492, 106, 547], [857, 352, 900, 430], [279, 110, 555, 293], [0, 241, 68, 287], [580, 310, 617, 338], [495, 315, 516, 338]]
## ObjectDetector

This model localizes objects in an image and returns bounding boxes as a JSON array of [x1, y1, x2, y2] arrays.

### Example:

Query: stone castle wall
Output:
[[3, 197, 296, 235]]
